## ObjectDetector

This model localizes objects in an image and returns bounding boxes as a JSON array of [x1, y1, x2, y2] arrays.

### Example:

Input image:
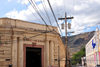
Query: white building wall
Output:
[[86, 30, 100, 67]]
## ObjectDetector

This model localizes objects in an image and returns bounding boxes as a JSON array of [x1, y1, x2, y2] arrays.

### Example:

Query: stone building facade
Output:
[[86, 28, 100, 67], [0, 18, 66, 67]]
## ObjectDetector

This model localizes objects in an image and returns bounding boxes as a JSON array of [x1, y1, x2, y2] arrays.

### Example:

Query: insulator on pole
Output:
[[61, 23, 64, 29], [68, 23, 71, 29]]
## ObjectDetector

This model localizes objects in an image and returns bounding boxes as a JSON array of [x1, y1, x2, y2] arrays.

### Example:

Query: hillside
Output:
[[62, 31, 95, 57]]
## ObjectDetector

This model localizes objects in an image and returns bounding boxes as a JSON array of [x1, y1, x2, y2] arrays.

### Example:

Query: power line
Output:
[[30, 0, 51, 26], [41, 0, 52, 26], [28, 0, 55, 33], [46, 0, 63, 35], [0, 30, 56, 44], [33, 0, 48, 21], [28, 0, 48, 26], [29, 0, 57, 34], [41, 0, 61, 35], [25, 4, 43, 24], [28, 0, 60, 36]]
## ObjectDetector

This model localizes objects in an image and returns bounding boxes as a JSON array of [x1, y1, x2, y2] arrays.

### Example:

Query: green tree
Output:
[[71, 47, 85, 65]]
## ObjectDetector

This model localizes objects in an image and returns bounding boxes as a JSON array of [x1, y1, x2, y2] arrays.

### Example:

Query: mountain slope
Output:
[[62, 31, 95, 57]]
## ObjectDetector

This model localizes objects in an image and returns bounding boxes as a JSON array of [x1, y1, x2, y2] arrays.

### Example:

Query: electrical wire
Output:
[[40, 0, 61, 35], [25, 4, 43, 24], [33, 0, 48, 20], [28, 0, 47, 25], [28, 0, 60, 36], [28, 0, 53, 32], [41, 0, 52, 26], [0, 30, 56, 44], [46, 0, 63, 35], [28, 0, 60, 35]]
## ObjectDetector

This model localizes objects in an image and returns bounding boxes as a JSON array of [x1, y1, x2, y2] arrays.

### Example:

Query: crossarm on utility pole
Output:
[[58, 17, 74, 20]]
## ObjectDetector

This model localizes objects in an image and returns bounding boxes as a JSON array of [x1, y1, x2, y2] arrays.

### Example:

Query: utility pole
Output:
[[58, 12, 74, 67]]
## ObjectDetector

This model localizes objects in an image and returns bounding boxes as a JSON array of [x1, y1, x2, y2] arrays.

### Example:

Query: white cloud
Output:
[[5, 0, 64, 23], [18, 0, 29, 5], [5, 0, 100, 35], [74, 4, 89, 11], [6, 6, 38, 22], [8, 0, 12, 2]]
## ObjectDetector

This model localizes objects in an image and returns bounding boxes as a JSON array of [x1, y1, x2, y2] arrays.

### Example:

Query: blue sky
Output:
[[0, 0, 26, 17], [0, 0, 100, 36]]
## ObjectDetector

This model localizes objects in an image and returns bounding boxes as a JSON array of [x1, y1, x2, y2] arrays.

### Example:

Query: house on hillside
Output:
[[0, 18, 66, 67], [86, 28, 100, 67]]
